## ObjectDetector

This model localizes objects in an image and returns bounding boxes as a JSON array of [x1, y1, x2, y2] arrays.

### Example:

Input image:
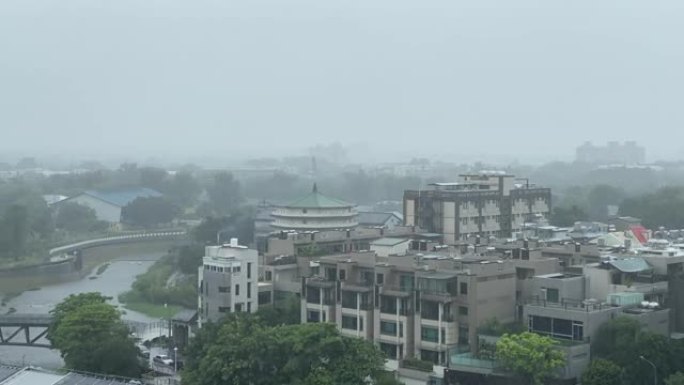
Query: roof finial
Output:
[[312, 183, 318, 193]]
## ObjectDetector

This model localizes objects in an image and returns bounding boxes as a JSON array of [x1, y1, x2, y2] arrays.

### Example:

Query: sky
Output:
[[1, 0, 684, 164]]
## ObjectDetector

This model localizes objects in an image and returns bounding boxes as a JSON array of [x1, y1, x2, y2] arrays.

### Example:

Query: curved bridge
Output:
[[49, 230, 188, 257]]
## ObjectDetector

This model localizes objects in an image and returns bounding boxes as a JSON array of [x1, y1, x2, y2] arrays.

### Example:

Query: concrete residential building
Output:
[[198, 239, 258, 324], [271, 184, 358, 231], [403, 172, 551, 243], [57, 187, 162, 223], [301, 252, 517, 366]]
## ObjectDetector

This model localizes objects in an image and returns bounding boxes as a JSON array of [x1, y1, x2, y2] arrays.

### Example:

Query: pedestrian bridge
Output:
[[0, 313, 169, 348]]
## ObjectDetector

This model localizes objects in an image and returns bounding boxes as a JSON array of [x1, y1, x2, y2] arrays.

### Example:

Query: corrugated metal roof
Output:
[[81, 187, 162, 207], [608, 257, 651, 273]]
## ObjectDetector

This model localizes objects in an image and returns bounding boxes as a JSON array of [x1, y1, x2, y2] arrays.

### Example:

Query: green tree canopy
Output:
[[620, 186, 684, 229], [183, 315, 387, 385], [206, 172, 242, 216], [54, 202, 105, 233], [581, 359, 623, 385], [666, 372, 684, 385], [47, 293, 142, 378], [495, 332, 565, 385], [122, 196, 179, 227]]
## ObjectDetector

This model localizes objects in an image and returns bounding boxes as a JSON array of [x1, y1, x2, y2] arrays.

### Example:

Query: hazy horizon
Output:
[[2, 0, 684, 164]]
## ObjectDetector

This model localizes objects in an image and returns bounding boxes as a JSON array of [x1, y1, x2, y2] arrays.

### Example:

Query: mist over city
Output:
[[2, 1, 684, 385]]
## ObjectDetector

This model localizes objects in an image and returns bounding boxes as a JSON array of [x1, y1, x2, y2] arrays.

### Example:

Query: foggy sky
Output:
[[1, 0, 684, 163]]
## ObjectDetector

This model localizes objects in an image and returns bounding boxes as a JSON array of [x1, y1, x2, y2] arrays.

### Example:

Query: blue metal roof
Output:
[[608, 257, 651, 273], [82, 188, 162, 207]]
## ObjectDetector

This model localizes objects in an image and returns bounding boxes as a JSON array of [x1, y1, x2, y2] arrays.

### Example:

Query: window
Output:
[[233, 266, 241, 273], [247, 282, 252, 299], [545, 288, 559, 303], [265, 270, 272, 281], [258, 291, 272, 305], [247, 302, 251, 312], [341, 315, 358, 330], [421, 300, 439, 320], [307, 310, 320, 323], [380, 295, 397, 314], [421, 327, 439, 342], [458, 326, 469, 345], [460, 282, 468, 295], [459, 306, 469, 316], [235, 284, 240, 296], [421, 349, 439, 365], [380, 343, 398, 359], [341, 291, 357, 309], [339, 269, 346, 280], [234, 303, 243, 312], [529, 316, 584, 341], [376, 273, 384, 285], [380, 321, 398, 336], [218, 306, 230, 313], [218, 286, 230, 293], [306, 287, 321, 304], [400, 274, 414, 291], [247, 263, 252, 279]]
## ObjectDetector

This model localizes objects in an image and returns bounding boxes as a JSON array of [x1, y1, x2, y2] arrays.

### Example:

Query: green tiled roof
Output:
[[284, 184, 354, 209]]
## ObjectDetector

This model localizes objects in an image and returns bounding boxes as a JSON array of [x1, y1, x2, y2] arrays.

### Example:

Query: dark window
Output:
[[258, 291, 272, 305], [306, 287, 321, 304], [421, 300, 439, 320], [458, 326, 469, 345], [341, 315, 358, 330], [247, 302, 251, 312], [247, 263, 252, 279], [219, 286, 230, 293], [421, 349, 439, 365], [421, 327, 439, 342], [459, 306, 469, 316], [341, 291, 358, 309], [326, 268, 336, 280], [380, 295, 397, 314], [339, 269, 346, 280], [218, 306, 230, 313], [380, 321, 397, 336], [460, 282, 468, 295], [307, 310, 320, 322], [247, 282, 252, 299], [234, 303, 243, 312], [265, 270, 272, 281], [376, 273, 384, 285], [380, 343, 398, 359], [546, 288, 559, 303], [235, 284, 240, 296]]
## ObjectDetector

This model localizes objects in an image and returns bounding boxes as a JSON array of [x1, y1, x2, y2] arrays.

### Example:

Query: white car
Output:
[[153, 354, 174, 366]]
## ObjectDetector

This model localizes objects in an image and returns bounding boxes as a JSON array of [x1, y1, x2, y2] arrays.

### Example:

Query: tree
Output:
[[550, 205, 587, 227], [182, 316, 386, 385], [54, 202, 103, 233], [193, 208, 255, 246], [581, 359, 623, 385], [0, 205, 29, 259], [166, 171, 201, 206], [666, 372, 684, 385], [139, 167, 168, 191], [495, 332, 565, 385], [122, 196, 179, 227], [255, 293, 301, 326], [620, 186, 684, 229], [206, 172, 242, 216], [48, 293, 142, 378]]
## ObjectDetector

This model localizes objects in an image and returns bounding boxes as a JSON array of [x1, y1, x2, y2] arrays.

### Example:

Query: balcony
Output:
[[420, 290, 458, 303], [525, 297, 617, 313]]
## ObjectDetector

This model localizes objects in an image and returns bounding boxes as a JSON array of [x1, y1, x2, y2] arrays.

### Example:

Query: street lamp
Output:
[[640, 355, 657, 385], [174, 346, 178, 373]]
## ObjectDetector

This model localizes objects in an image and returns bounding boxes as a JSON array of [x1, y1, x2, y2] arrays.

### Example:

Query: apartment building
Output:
[[198, 238, 259, 324], [301, 252, 517, 366], [404, 172, 551, 243]]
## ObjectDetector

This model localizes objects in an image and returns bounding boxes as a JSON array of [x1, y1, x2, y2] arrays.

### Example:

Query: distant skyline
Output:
[[2, 0, 684, 163]]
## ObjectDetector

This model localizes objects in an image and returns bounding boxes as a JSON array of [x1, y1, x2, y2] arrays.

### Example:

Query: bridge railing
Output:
[[49, 230, 188, 256]]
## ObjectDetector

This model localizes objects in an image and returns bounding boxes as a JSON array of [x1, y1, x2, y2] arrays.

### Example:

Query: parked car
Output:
[[153, 354, 174, 366]]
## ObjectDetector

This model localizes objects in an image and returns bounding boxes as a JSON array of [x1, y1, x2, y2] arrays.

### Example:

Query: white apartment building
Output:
[[198, 238, 258, 325]]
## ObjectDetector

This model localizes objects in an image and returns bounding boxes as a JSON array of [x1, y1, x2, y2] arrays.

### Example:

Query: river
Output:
[[0, 248, 167, 368]]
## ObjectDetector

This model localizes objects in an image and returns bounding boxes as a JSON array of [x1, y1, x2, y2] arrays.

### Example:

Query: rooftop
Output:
[[357, 211, 402, 226], [0, 366, 134, 385], [371, 237, 410, 247], [76, 187, 162, 207]]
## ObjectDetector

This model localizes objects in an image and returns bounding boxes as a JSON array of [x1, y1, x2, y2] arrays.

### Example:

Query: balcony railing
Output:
[[525, 296, 616, 312], [450, 353, 501, 370]]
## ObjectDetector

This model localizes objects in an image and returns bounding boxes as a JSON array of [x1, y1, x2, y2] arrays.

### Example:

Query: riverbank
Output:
[[0, 241, 176, 296]]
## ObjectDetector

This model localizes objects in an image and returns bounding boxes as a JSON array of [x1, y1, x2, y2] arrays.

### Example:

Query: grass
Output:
[[122, 301, 184, 319]]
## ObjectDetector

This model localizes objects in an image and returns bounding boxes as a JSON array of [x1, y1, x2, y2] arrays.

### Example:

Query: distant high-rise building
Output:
[[575, 141, 645, 164]]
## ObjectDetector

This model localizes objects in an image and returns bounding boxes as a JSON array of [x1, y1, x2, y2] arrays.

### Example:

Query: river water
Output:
[[0, 249, 167, 368]]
